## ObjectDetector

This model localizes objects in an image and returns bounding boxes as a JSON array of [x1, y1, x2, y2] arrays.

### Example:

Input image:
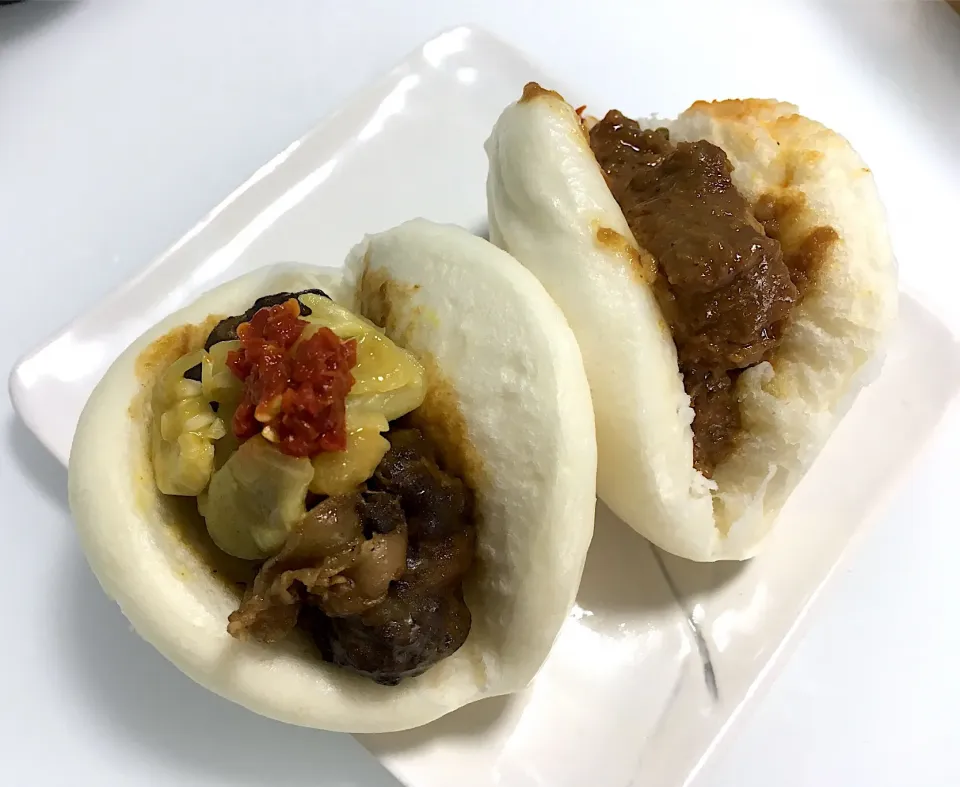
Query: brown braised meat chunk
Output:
[[324, 585, 471, 686], [358, 490, 406, 537], [326, 429, 475, 684], [589, 112, 799, 475], [227, 494, 409, 642], [371, 428, 472, 541], [227, 428, 476, 685]]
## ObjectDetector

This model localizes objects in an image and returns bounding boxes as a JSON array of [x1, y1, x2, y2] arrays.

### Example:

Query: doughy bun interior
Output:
[[68, 219, 597, 731]]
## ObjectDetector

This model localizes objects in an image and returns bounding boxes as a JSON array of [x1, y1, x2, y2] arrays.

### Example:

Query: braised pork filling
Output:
[[590, 112, 837, 475], [151, 290, 476, 685]]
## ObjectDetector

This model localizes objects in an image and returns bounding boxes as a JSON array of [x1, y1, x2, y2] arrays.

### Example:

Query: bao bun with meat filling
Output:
[[486, 84, 897, 561], [68, 219, 596, 732]]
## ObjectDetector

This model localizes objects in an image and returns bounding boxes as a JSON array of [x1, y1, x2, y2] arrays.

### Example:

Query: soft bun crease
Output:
[[486, 86, 897, 561], [68, 219, 596, 731]]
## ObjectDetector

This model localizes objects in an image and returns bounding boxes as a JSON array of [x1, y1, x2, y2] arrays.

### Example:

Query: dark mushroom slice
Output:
[[183, 288, 332, 381], [203, 288, 331, 351]]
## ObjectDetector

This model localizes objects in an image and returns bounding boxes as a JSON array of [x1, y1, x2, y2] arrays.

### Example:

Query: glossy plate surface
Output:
[[10, 26, 960, 787]]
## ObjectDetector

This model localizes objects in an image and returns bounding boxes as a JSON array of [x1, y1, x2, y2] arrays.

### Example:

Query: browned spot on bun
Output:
[[755, 191, 838, 298], [134, 316, 220, 386], [595, 225, 657, 284], [771, 113, 815, 135], [781, 159, 796, 189], [687, 98, 781, 120], [519, 83, 592, 148], [520, 81, 566, 104], [407, 354, 486, 496], [785, 226, 839, 297], [777, 149, 823, 188], [359, 267, 485, 495], [128, 318, 218, 424]]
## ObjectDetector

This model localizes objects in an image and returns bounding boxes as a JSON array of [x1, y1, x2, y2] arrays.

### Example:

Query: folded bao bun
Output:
[[486, 85, 897, 561], [68, 219, 596, 732]]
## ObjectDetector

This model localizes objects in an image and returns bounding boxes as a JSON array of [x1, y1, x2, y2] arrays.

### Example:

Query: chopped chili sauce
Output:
[[226, 299, 357, 457]]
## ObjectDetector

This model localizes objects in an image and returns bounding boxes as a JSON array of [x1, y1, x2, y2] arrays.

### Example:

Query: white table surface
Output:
[[3, 2, 959, 786]]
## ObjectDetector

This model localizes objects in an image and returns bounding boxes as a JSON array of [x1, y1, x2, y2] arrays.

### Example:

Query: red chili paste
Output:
[[226, 299, 357, 457]]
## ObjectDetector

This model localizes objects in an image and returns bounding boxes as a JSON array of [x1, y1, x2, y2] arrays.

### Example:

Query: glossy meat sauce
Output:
[[590, 111, 835, 475], [195, 292, 475, 684]]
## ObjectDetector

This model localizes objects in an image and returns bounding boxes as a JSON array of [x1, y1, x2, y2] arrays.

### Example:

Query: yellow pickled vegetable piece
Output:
[[201, 339, 243, 405], [152, 350, 226, 496], [201, 435, 314, 560], [298, 294, 426, 491], [310, 414, 390, 496], [201, 339, 243, 469]]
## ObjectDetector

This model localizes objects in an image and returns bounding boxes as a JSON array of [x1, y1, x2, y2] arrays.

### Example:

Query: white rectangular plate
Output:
[[10, 27, 960, 787]]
